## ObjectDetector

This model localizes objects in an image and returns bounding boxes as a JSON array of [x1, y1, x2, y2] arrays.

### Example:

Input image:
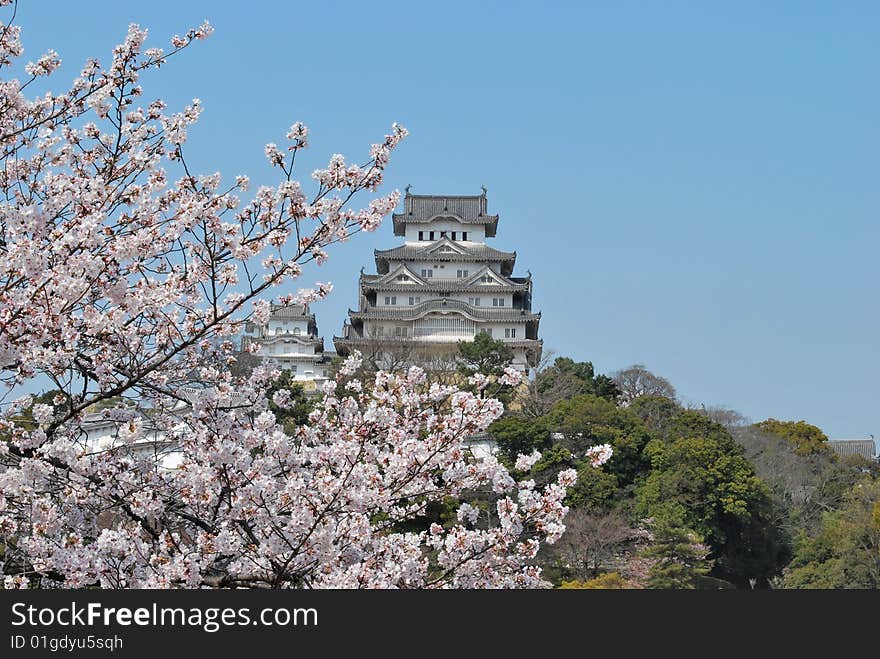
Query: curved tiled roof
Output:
[[361, 279, 531, 293], [349, 298, 540, 322], [392, 193, 498, 237], [828, 439, 876, 460], [374, 241, 516, 275], [361, 268, 530, 293], [268, 303, 313, 320]]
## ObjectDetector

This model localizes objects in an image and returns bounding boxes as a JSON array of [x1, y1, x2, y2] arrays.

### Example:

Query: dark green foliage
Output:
[[567, 465, 619, 509], [642, 519, 712, 589], [456, 333, 516, 404], [456, 332, 514, 378], [637, 416, 790, 585], [265, 371, 314, 431], [541, 394, 652, 487], [544, 357, 620, 402], [489, 415, 551, 464]]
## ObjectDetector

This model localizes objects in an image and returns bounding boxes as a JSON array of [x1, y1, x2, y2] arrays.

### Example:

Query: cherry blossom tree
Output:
[[0, 2, 611, 588]]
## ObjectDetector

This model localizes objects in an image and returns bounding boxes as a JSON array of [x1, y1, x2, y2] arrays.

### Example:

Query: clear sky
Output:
[[20, 1, 879, 439]]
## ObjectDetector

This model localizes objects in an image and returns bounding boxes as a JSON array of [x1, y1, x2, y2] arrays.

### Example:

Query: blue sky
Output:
[[20, 1, 879, 439]]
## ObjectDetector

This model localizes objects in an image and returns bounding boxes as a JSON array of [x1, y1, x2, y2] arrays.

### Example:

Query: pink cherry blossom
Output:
[[0, 7, 595, 589]]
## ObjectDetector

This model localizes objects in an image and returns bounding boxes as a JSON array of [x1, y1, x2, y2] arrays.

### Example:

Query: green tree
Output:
[[520, 356, 619, 418], [784, 478, 880, 588], [755, 419, 831, 456], [637, 424, 789, 585], [547, 357, 619, 402], [266, 371, 314, 432], [456, 332, 514, 377], [456, 333, 516, 404], [488, 415, 551, 464], [642, 517, 712, 589], [542, 394, 653, 487]]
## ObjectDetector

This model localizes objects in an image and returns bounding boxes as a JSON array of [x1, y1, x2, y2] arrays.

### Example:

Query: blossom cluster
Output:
[[0, 6, 615, 589]]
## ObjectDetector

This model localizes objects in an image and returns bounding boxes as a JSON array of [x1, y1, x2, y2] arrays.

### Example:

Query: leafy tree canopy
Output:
[[755, 419, 831, 456]]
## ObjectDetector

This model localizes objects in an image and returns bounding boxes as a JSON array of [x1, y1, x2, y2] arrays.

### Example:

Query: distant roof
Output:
[[392, 192, 499, 237], [828, 439, 876, 460], [269, 303, 313, 319]]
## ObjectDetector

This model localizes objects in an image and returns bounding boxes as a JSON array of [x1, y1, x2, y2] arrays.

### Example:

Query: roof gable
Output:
[[375, 263, 427, 286], [423, 238, 469, 257], [463, 266, 512, 287]]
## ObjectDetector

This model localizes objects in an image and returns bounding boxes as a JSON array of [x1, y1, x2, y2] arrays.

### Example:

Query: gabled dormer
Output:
[[375, 263, 428, 287], [423, 237, 469, 258], [463, 266, 513, 288]]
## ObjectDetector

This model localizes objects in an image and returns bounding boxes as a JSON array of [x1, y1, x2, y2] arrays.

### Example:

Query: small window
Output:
[[504, 328, 517, 338], [421, 269, 433, 278], [290, 364, 298, 373], [451, 231, 457, 240], [293, 327, 301, 336], [429, 231, 435, 240], [418, 231, 424, 241], [375, 326, 384, 336], [394, 326, 409, 337], [440, 231, 447, 238], [462, 232, 468, 241]]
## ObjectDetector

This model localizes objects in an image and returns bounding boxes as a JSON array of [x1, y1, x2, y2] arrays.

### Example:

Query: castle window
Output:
[[418, 231, 424, 240], [505, 328, 517, 338], [429, 231, 435, 240], [384, 296, 397, 305], [293, 327, 301, 336], [421, 268, 433, 278], [462, 232, 468, 241], [456, 269, 469, 278], [440, 231, 447, 238], [409, 296, 420, 305]]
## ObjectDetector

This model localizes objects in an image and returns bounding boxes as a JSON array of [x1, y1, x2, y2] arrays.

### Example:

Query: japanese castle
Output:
[[334, 189, 542, 373], [242, 304, 332, 389]]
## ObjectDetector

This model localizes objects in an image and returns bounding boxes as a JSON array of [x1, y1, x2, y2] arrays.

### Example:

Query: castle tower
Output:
[[334, 189, 542, 373], [242, 304, 331, 390]]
